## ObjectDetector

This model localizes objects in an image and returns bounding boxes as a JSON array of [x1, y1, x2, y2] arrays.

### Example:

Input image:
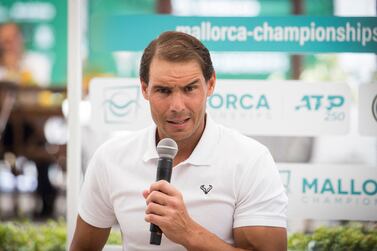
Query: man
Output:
[[70, 31, 287, 251]]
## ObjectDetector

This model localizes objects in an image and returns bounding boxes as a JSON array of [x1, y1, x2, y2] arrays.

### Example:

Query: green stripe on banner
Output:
[[105, 15, 377, 53]]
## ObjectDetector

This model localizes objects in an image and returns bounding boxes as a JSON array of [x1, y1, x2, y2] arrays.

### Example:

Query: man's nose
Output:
[[169, 92, 185, 112]]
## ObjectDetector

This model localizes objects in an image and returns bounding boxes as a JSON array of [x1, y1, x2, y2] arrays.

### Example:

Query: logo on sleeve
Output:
[[200, 185, 213, 194]]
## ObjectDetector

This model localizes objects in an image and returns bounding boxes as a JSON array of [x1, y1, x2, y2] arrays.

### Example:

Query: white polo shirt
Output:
[[79, 116, 287, 251]]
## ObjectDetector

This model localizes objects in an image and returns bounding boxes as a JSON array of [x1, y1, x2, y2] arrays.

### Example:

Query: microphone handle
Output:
[[150, 157, 173, 245]]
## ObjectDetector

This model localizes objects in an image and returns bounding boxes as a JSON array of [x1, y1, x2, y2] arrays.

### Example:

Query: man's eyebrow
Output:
[[185, 79, 200, 86], [152, 84, 171, 89]]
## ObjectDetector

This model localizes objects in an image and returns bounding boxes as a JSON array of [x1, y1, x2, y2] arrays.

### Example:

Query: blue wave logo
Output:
[[103, 85, 140, 123]]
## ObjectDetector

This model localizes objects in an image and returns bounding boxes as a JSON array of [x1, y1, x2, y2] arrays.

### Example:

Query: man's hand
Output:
[[143, 180, 287, 251], [143, 180, 199, 247]]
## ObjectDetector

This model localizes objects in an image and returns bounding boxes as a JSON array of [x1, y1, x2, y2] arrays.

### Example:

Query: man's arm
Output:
[[144, 181, 287, 251], [173, 222, 286, 251], [69, 215, 111, 251], [233, 226, 287, 251]]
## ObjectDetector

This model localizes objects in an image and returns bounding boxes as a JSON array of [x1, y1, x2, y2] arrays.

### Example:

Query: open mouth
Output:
[[167, 118, 190, 125]]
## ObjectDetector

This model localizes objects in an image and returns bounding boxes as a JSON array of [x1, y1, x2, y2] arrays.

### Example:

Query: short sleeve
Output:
[[234, 150, 288, 228], [78, 149, 117, 228]]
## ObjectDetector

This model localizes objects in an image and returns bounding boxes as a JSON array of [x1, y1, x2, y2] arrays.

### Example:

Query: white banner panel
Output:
[[89, 78, 350, 136], [208, 80, 351, 136], [90, 78, 152, 131], [359, 84, 377, 136], [278, 164, 377, 221]]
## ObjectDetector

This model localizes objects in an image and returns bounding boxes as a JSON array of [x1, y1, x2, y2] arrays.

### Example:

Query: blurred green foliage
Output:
[[0, 220, 66, 251], [0, 220, 122, 250], [1, 221, 376, 250], [288, 223, 377, 251]]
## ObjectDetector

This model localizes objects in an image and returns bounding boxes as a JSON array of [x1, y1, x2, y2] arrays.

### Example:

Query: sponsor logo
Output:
[[103, 85, 141, 124], [301, 177, 377, 206], [200, 185, 213, 194], [208, 93, 270, 110], [295, 95, 346, 122], [303, 178, 377, 196], [207, 93, 271, 121], [295, 95, 344, 111]]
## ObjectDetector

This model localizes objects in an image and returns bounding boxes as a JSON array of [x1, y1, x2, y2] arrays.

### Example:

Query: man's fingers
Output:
[[145, 201, 168, 216], [149, 180, 180, 197], [145, 213, 166, 227], [146, 190, 168, 205]]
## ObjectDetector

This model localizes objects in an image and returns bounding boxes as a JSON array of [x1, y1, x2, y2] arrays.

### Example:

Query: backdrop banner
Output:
[[104, 15, 377, 53], [278, 163, 377, 221], [90, 78, 152, 131], [90, 78, 351, 136]]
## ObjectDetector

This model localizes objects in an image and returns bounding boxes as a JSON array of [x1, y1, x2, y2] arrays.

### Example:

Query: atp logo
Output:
[[372, 95, 377, 122], [295, 95, 345, 111], [103, 85, 141, 124]]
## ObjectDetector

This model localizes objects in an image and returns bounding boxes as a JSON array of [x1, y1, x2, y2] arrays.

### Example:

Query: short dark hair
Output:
[[139, 31, 214, 84]]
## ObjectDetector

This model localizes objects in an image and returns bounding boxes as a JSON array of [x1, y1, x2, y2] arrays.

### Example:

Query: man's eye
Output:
[[157, 88, 171, 94], [184, 86, 195, 92]]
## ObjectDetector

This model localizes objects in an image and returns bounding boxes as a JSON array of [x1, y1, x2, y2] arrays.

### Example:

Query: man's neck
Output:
[[177, 116, 207, 166], [158, 115, 207, 166], [173, 142, 197, 166]]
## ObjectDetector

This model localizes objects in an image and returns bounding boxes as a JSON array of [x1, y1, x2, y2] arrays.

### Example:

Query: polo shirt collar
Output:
[[184, 115, 219, 166], [142, 124, 159, 162], [142, 114, 220, 166]]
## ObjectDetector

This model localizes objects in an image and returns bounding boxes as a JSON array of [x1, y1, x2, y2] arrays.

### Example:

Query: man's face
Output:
[[141, 57, 215, 145]]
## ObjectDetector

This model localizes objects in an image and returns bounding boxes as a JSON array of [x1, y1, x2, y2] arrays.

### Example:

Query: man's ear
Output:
[[207, 72, 216, 97], [141, 80, 149, 100]]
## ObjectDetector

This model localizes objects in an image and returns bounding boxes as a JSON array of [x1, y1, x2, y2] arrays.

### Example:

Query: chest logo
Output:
[[200, 185, 213, 194]]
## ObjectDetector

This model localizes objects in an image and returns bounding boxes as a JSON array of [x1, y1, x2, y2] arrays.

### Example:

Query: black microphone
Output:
[[150, 138, 178, 245]]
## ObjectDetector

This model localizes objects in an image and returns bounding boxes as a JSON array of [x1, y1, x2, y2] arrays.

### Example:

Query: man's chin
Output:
[[163, 131, 190, 143]]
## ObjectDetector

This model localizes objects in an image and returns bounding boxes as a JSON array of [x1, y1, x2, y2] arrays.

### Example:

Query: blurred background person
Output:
[[0, 22, 58, 219], [0, 22, 51, 86]]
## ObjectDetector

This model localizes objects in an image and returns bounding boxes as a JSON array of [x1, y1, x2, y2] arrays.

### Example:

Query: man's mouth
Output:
[[167, 118, 190, 125]]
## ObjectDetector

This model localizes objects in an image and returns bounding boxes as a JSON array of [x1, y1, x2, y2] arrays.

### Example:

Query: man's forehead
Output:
[[149, 58, 202, 74], [149, 64, 203, 82]]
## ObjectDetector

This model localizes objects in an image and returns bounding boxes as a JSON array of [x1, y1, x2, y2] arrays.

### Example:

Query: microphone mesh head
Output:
[[157, 138, 178, 159]]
